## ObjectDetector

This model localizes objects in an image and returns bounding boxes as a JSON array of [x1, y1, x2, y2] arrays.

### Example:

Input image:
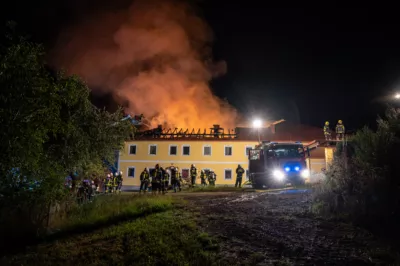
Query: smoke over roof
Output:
[[49, 0, 238, 129]]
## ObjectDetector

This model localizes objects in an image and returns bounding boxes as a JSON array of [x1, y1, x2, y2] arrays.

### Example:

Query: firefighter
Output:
[[206, 170, 212, 185], [113, 172, 119, 193], [151, 164, 162, 195], [335, 120, 345, 140], [209, 170, 216, 186], [139, 168, 150, 193], [115, 171, 123, 193], [151, 164, 160, 194], [190, 164, 197, 187], [161, 167, 169, 194], [323, 121, 332, 141], [170, 166, 178, 192], [235, 164, 245, 188], [175, 168, 182, 192], [200, 170, 207, 186], [106, 174, 113, 193]]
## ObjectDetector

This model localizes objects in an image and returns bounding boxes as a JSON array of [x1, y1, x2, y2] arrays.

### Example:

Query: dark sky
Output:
[[2, 1, 400, 130]]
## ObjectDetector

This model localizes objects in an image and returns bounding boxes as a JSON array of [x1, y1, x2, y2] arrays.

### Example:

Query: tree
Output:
[[0, 23, 132, 240]]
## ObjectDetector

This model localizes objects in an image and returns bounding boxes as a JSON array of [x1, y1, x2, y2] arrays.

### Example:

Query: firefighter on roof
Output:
[[323, 121, 332, 141], [335, 120, 345, 140], [235, 164, 245, 188], [190, 164, 197, 187]]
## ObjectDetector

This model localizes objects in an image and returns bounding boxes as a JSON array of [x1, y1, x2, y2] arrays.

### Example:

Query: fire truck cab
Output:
[[248, 141, 311, 189]]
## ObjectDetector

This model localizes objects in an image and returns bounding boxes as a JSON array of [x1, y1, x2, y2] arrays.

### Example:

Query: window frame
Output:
[[224, 168, 233, 180], [148, 144, 158, 156], [224, 145, 233, 156], [129, 144, 137, 155], [245, 169, 249, 180], [245, 145, 253, 157], [127, 167, 136, 178], [182, 145, 191, 156], [203, 145, 212, 156], [169, 145, 178, 156], [181, 168, 190, 179]]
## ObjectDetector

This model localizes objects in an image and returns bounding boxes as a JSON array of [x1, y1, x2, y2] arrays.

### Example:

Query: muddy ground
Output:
[[182, 191, 396, 266]]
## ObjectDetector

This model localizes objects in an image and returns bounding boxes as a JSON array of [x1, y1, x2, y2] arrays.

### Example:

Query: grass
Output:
[[188, 185, 245, 193], [1, 195, 220, 266], [50, 194, 174, 234]]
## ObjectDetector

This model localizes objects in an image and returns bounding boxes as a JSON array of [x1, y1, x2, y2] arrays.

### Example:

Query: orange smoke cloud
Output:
[[50, 0, 237, 129]]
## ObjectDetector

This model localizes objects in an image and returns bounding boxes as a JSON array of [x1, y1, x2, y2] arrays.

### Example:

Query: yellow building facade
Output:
[[118, 139, 331, 187]]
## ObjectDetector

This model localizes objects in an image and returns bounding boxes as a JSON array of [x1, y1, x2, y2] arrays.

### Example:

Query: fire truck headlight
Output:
[[301, 169, 310, 178], [272, 169, 285, 180]]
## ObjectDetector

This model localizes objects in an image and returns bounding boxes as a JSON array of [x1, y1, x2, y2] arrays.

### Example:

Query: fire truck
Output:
[[248, 141, 311, 189]]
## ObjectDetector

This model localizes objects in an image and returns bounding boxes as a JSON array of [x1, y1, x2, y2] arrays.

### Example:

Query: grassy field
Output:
[[1, 195, 219, 266], [188, 186, 245, 193]]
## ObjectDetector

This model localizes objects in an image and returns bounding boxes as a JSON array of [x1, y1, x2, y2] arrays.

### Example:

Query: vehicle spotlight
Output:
[[395, 93, 400, 99], [294, 166, 300, 171], [272, 169, 285, 181], [301, 169, 310, 178]]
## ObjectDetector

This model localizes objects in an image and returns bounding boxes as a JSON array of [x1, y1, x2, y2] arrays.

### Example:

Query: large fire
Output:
[[50, 0, 238, 129]]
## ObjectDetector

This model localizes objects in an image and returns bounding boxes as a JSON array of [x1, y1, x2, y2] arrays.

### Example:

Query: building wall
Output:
[[119, 140, 258, 186], [119, 140, 329, 186]]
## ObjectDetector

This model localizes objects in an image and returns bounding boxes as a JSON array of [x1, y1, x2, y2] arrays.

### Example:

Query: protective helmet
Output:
[[120, 171, 123, 175], [325, 121, 329, 125], [114, 172, 118, 176], [238, 164, 241, 168], [338, 120, 343, 124], [156, 164, 159, 168], [107, 174, 110, 177]]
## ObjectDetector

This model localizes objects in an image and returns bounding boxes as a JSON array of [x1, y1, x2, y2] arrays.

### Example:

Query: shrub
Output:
[[313, 108, 400, 232]]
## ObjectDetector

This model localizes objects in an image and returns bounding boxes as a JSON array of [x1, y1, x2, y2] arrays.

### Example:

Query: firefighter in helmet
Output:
[[235, 164, 245, 188], [335, 120, 345, 140], [323, 121, 332, 141], [190, 164, 197, 187]]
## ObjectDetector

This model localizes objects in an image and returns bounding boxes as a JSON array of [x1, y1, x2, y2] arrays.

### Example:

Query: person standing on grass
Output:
[[200, 170, 207, 186], [190, 164, 197, 187], [139, 168, 150, 193], [235, 164, 245, 188]]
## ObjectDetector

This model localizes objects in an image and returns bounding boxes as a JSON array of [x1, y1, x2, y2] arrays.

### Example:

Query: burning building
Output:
[[117, 121, 334, 188]]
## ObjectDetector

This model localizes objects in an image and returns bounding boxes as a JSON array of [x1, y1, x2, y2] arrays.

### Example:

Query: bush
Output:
[[313, 108, 400, 232]]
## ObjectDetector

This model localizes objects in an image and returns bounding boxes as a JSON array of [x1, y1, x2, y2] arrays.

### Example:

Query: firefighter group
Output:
[[323, 120, 345, 141], [138, 163, 246, 194]]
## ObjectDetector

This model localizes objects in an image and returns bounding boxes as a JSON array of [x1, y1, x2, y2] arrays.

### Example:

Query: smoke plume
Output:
[[50, 0, 237, 129]]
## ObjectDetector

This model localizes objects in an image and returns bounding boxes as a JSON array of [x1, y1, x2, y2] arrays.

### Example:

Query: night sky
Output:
[[2, 1, 400, 130]]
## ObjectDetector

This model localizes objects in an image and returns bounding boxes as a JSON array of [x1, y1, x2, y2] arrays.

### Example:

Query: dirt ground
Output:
[[181, 191, 396, 266]]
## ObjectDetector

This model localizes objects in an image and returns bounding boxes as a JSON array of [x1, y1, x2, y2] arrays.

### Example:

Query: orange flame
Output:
[[50, 0, 237, 129]]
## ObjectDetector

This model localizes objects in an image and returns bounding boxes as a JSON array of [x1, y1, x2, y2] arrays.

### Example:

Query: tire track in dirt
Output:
[[184, 192, 393, 265]]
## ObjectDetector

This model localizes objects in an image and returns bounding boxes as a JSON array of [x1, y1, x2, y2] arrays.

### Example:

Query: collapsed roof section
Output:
[[132, 120, 325, 142]]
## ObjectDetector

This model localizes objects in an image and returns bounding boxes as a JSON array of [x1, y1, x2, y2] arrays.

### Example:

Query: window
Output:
[[225, 146, 233, 156], [203, 145, 212, 156], [224, 169, 232, 180], [169, 145, 177, 156], [182, 145, 190, 156], [182, 169, 189, 179], [245, 146, 252, 157], [246, 169, 249, 180], [149, 145, 157, 155], [127, 167, 135, 178], [129, 145, 137, 155], [149, 168, 155, 177]]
